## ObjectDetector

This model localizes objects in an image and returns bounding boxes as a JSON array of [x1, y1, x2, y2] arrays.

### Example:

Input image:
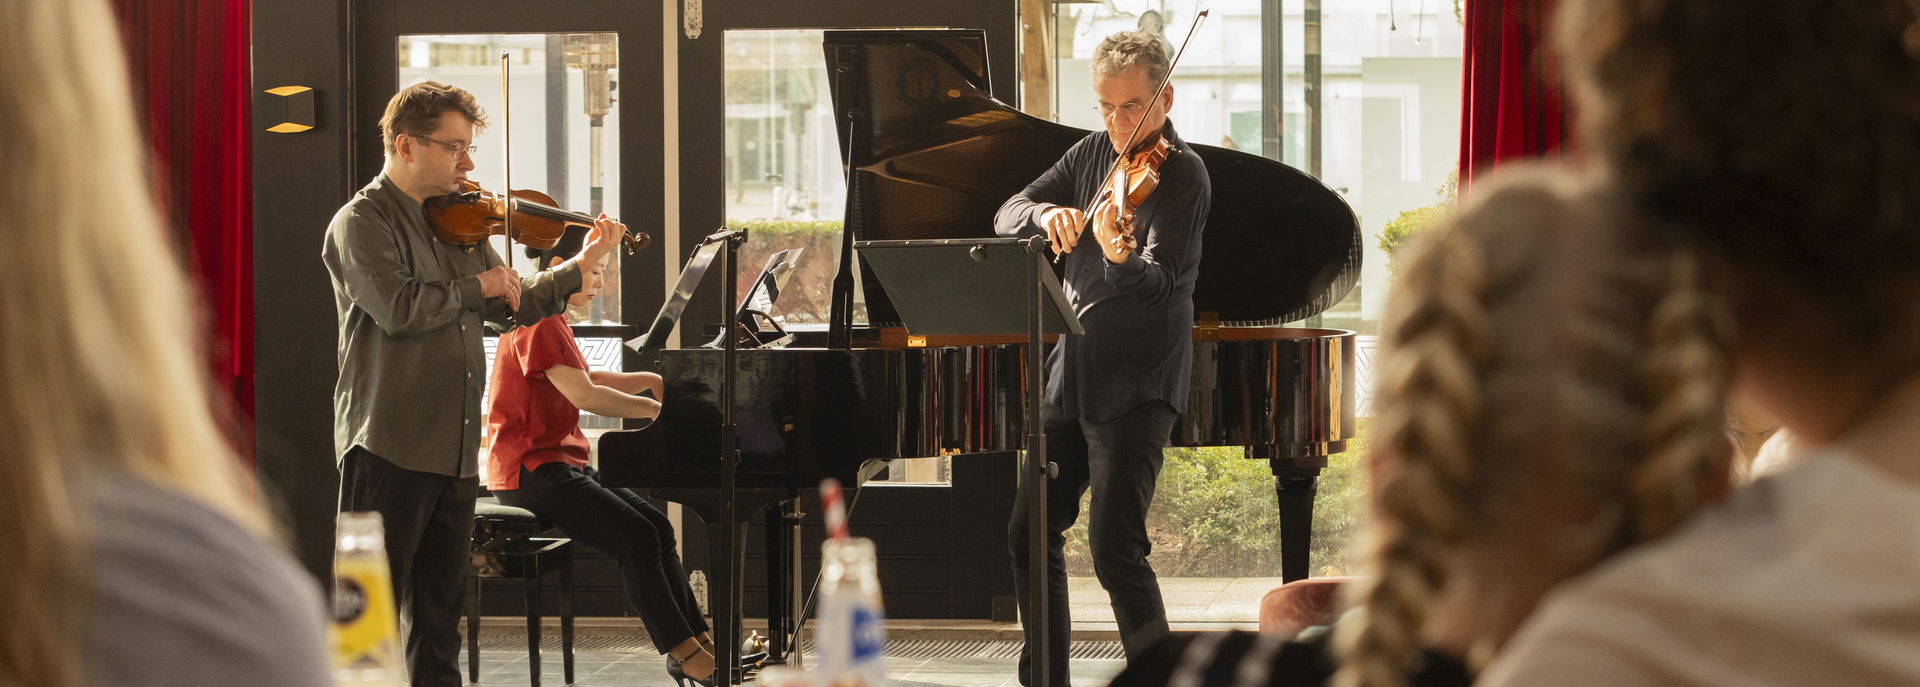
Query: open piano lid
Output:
[[823, 29, 1361, 327]]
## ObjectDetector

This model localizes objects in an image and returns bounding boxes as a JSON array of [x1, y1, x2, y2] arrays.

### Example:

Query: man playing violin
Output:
[[993, 30, 1210, 687], [320, 80, 623, 687]]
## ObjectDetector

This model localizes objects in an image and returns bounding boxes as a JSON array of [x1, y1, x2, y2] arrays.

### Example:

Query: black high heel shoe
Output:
[[665, 646, 717, 687]]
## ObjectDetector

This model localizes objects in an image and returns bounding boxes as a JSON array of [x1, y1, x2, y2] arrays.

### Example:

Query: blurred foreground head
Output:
[[1333, 169, 1733, 687], [0, 0, 267, 684]]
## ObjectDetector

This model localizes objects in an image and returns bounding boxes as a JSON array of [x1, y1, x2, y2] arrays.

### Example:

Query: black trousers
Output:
[[495, 462, 710, 653], [1009, 401, 1179, 686], [338, 448, 478, 687]]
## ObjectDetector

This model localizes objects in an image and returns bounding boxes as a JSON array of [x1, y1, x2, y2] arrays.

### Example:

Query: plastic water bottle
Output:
[[332, 512, 405, 686], [816, 536, 886, 686]]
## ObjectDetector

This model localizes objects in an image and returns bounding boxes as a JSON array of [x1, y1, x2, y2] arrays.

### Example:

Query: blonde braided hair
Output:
[[1332, 168, 1733, 687], [1627, 252, 1734, 540], [1333, 194, 1492, 687]]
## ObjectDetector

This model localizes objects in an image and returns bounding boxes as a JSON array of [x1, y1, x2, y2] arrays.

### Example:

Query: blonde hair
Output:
[[1331, 169, 1732, 687], [0, 0, 271, 685]]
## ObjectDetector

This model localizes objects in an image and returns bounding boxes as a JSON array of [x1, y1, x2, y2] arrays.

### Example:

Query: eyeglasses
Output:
[[412, 134, 477, 157], [1093, 101, 1148, 119]]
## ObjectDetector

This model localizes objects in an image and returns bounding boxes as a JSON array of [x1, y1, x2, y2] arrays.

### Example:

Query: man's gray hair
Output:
[[1091, 31, 1170, 85]]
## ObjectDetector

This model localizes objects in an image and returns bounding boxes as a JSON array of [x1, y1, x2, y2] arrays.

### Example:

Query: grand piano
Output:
[[598, 28, 1359, 677]]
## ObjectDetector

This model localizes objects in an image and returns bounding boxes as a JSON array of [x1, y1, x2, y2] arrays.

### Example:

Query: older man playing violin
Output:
[[992, 30, 1211, 687], [320, 80, 623, 687]]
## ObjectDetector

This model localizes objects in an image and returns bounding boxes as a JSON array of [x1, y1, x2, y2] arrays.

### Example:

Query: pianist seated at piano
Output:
[[991, 29, 1210, 687], [483, 227, 721, 686], [1109, 168, 1738, 687]]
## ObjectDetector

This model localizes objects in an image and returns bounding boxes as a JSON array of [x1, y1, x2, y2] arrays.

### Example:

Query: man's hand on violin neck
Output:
[[478, 266, 523, 311], [1041, 206, 1085, 256]]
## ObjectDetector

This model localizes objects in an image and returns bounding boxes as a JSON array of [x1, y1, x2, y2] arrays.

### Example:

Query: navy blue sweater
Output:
[[993, 124, 1209, 422]]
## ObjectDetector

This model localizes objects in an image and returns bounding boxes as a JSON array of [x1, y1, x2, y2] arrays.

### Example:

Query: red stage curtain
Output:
[[109, 0, 255, 457], [1458, 0, 1568, 196]]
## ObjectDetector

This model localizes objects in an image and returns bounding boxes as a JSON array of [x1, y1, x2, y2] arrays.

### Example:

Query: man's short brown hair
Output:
[[379, 81, 487, 155]]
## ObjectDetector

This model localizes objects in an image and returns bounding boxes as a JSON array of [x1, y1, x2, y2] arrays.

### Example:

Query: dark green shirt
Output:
[[322, 174, 580, 478]]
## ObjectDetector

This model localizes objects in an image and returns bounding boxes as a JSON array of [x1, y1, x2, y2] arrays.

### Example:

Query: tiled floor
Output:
[[461, 576, 1275, 686], [465, 651, 1125, 686], [1069, 576, 1279, 624]]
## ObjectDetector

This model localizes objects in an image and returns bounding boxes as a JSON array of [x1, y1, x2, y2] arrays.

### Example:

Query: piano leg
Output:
[[764, 497, 805, 667], [1271, 464, 1322, 582]]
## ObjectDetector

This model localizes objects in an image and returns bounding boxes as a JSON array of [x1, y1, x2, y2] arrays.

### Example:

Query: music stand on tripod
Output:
[[855, 235, 1081, 687], [622, 228, 753, 684]]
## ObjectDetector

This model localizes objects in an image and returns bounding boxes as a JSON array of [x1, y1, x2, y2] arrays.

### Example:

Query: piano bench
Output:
[[468, 497, 575, 686]]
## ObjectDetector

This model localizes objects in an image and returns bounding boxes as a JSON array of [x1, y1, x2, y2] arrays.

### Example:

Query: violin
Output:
[[1088, 132, 1175, 252], [423, 179, 651, 254]]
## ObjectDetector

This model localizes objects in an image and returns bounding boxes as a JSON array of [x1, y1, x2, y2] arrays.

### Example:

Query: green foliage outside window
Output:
[[721, 220, 844, 323], [1064, 419, 1372, 578], [723, 219, 841, 238], [1378, 170, 1458, 273]]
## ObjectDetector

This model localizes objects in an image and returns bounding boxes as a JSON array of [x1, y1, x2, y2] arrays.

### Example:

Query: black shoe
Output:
[[666, 648, 717, 687]]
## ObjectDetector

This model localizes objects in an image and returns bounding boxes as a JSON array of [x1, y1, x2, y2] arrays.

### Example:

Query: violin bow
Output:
[[500, 50, 516, 277], [1061, 8, 1210, 262]]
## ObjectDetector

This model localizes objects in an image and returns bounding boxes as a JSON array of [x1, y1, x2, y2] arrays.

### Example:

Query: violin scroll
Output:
[[620, 228, 652, 255]]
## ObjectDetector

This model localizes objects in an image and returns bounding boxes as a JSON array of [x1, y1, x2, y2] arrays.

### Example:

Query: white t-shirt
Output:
[[1482, 451, 1920, 686]]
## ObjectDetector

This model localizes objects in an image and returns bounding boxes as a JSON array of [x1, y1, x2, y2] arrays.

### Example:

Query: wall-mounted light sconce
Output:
[[264, 85, 315, 133]]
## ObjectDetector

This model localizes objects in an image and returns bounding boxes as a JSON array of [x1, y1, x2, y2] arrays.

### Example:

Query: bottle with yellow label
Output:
[[333, 511, 404, 686]]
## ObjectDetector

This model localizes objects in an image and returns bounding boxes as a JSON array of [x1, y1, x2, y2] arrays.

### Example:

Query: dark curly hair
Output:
[[1556, 0, 1920, 349]]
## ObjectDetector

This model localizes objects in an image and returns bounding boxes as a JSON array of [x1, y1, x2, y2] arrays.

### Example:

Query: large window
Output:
[[1051, 0, 1463, 582], [723, 29, 941, 485], [723, 29, 851, 328]]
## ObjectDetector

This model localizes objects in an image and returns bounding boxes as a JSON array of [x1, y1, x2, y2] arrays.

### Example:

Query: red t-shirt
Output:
[[485, 315, 592, 490]]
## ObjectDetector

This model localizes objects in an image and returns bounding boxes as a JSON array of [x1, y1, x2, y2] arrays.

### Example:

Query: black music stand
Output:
[[855, 236, 1081, 687], [622, 228, 752, 685]]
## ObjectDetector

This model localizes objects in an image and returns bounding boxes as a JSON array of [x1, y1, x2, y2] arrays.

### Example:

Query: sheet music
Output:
[[627, 239, 728, 354]]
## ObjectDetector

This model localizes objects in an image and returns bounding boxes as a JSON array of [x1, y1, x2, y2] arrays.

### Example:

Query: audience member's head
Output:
[[1556, 0, 1920, 438], [0, 0, 268, 684], [1332, 169, 1734, 687]]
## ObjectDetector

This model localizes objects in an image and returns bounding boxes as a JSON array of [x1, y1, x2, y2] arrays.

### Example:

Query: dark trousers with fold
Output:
[[495, 463, 710, 653], [339, 448, 477, 687], [1009, 401, 1179, 686]]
